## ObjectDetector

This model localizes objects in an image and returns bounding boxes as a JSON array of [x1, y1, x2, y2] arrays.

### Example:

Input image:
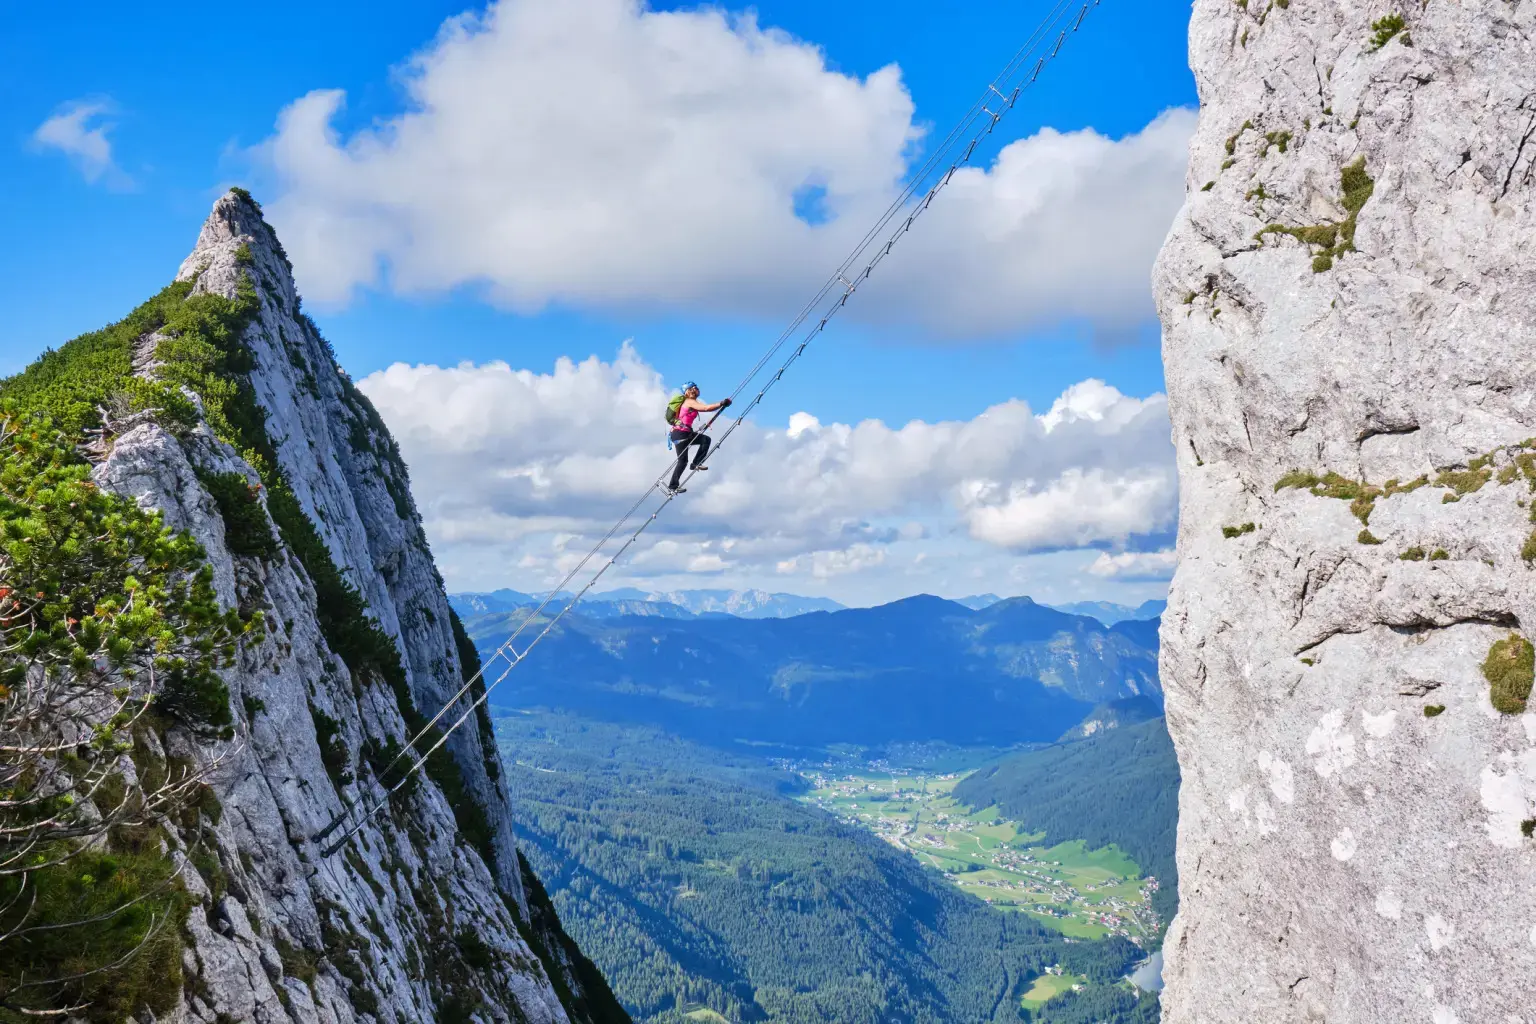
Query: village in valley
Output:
[[789, 763, 1162, 944]]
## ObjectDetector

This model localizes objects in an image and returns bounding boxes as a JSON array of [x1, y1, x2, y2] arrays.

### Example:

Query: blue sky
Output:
[[1, 0, 1197, 605]]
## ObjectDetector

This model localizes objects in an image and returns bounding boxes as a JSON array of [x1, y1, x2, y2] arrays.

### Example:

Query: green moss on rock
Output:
[[1482, 633, 1534, 715], [1257, 157, 1374, 272], [1225, 120, 1254, 156], [1435, 466, 1491, 496]]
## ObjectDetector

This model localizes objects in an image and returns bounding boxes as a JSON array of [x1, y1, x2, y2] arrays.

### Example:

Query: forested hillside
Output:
[[499, 712, 1152, 1024], [953, 718, 1180, 930]]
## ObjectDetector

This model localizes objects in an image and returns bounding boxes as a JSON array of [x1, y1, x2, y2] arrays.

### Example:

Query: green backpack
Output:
[[665, 393, 686, 426]]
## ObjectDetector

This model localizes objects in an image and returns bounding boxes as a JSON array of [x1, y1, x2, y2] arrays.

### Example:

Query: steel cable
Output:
[[317, 0, 1103, 857]]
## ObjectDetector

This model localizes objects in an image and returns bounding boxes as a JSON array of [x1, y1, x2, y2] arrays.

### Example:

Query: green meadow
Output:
[[797, 770, 1161, 942], [1019, 971, 1087, 1010]]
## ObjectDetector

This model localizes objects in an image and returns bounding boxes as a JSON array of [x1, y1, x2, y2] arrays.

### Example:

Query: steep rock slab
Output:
[[88, 192, 628, 1024], [1155, 2, 1536, 1022]]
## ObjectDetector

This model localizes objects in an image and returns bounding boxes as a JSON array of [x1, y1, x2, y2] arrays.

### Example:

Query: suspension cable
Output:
[[316, 0, 1103, 857]]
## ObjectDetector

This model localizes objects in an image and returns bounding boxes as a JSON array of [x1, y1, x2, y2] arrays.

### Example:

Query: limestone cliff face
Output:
[[1155, 3, 1536, 1021], [94, 192, 629, 1024]]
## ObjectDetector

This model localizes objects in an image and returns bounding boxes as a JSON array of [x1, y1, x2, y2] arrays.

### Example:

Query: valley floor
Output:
[[791, 766, 1161, 942]]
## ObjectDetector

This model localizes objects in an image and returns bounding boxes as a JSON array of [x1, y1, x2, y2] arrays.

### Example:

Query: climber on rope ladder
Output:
[[664, 381, 731, 495]]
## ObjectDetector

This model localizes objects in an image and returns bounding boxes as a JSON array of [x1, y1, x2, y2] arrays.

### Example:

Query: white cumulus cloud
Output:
[[32, 99, 129, 187], [357, 345, 1176, 595], [1086, 549, 1178, 581], [258, 0, 1192, 337]]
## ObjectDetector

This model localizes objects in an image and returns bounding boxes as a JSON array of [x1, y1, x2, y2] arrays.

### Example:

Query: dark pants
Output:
[[669, 430, 710, 489]]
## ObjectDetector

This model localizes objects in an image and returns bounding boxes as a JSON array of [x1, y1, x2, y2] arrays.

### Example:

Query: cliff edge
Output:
[[1155, 2, 1535, 1021]]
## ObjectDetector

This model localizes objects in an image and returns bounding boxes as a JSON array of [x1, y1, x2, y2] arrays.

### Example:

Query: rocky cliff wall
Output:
[[1155, 2, 1535, 1022], [89, 192, 628, 1024]]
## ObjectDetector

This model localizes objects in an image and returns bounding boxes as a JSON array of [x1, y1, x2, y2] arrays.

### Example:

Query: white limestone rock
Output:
[[87, 192, 626, 1024], [1156, 2, 1536, 1022]]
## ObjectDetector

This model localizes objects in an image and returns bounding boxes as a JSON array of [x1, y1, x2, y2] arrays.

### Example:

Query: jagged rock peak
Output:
[[79, 189, 631, 1024], [178, 189, 300, 310], [1156, 2, 1535, 1022]]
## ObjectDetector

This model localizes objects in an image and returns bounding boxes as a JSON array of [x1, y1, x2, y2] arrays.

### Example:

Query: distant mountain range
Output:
[[459, 594, 1161, 748], [450, 587, 843, 620], [952, 593, 1004, 610], [600, 587, 846, 618], [451, 589, 696, 620], [933, 596, 1168, 624], [450, 587, 1166, 626]]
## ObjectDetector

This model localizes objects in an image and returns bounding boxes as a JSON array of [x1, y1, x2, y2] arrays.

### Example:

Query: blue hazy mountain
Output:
[[449, 589, 694, 620], [1049, 598, 1167, 625], [1106, 615, 1162, 653], [593, 587, 844, 618], [451, 588, 549, 614], [461, 595, 1161, 748]]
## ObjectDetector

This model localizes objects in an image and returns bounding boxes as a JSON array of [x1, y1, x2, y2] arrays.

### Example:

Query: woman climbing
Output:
[[665, 381, 730, 494]]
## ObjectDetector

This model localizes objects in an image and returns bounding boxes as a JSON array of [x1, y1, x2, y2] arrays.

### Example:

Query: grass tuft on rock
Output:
[[1261, 130, 1292, 156], [1384, 475, 1429, 496], [1482, 633, 1534, 715], [1422, 704, 1445, 718], [1222, 522, 1257, 538], [1435, 466, 1491, 496], [1274, 469, 1320, 492], [1225, 120, 1255, 156]]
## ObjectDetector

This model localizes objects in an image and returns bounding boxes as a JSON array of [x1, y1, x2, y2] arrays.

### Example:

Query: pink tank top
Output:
[[676, 403, 699, 431]]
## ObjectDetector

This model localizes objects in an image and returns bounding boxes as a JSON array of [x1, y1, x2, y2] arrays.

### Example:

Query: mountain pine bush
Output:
[[0, 411, 252, 1018]]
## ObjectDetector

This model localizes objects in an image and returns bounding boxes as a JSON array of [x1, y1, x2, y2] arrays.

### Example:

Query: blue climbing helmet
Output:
[[665, 382, 698, 426]]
